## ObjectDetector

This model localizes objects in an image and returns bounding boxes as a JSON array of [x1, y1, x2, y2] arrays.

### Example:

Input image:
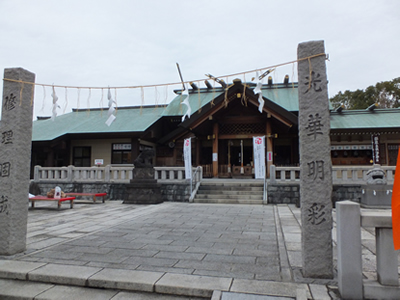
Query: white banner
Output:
[[253, 136, 266, 179], [183, 138, 192, 179]]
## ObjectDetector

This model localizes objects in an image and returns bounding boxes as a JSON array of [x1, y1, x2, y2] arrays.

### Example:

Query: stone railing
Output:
[[336, 201, 400, 300], [34, 165, 202, 184], [269, 165, 395, 184], [34, 165, 134, 183]]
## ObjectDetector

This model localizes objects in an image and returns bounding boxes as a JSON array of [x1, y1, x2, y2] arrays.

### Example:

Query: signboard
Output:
[[212, 153, 218, 162], [372, 134, 380, 164], [94, 159, 104, 165], [113, 144, 131, 150], [183, 138, 192, 179], [253, 136, 266, 179]]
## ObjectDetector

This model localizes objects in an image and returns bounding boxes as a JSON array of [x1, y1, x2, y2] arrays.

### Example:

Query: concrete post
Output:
[[297, 40, 333, 278], [336, 200, 363, 299], [376, 228, 399, 286], [270, 165, 276, 184], [0, 68, 35, 255]]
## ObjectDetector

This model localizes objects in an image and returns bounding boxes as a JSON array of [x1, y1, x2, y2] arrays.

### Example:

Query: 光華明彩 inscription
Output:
[[304, 71, 322, 93], [305, 113, 323, 140], [298, 40, 333, 278], [307, 203, 326, 225], [307, 160, 324, 181]]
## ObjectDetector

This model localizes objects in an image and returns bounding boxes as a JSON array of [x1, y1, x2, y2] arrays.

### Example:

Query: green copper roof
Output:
[[33, 82, 395, 142], [162, 90, 224, 116], [32, 106, 164, 141], [165, 83, 302, 116], [330, 109, 400, 129], [261, 86, 300, 111]]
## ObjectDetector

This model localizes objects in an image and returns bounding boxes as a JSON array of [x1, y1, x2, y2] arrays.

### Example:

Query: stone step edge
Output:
[[0, 260, 311, 299], [194, 195, 263, 200]]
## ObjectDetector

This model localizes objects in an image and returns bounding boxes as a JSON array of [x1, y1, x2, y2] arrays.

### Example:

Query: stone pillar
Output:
[[336, 201, 363, 299], [376, 228, 398, 286], [0, 68, 35, 255], [297, 41, 333, 278]]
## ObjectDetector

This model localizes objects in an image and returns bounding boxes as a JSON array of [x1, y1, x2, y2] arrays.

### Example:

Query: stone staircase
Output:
[[193, 179, 264, 204]]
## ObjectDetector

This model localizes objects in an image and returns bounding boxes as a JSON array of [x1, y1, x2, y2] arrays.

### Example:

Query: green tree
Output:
[[330, 77, 400, 110]]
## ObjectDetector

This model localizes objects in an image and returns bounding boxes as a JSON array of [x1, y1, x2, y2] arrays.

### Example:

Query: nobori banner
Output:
[[253, 136, 266, 179], [183, 138, 192, 179]]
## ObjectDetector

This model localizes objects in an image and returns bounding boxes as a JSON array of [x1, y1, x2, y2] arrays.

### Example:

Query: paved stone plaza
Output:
[[0, 200, 386, 299]]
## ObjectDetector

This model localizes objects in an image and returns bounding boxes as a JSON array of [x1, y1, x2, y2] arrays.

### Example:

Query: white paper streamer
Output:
[[106, 88, 117, 126], [51, 86, 60, 121], [181, 84, 191, 122], [253, 71, 264, 113]]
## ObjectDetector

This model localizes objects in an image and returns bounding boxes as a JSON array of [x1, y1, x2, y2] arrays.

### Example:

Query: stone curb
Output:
[[0, 260, 315, 299]]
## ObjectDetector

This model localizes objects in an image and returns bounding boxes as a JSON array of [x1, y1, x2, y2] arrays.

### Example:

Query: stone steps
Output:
[[193, 180, 264, 204]]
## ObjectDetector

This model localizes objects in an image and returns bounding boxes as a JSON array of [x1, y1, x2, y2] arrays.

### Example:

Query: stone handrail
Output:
[[34, 165, 134, 183], [336, 201, 399, 300], [269, 165, 396, 184], [189, 166, 203, 202]]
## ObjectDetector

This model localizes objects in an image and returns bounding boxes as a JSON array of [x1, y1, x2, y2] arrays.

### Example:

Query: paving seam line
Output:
[[274, 205, 293, 282]]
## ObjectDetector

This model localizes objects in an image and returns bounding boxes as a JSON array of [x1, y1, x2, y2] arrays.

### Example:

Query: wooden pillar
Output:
[[266, 119, 273, 178], [131, 138, 140, 162], [195, 138, 200, 166], [212, 123, 219, 177]]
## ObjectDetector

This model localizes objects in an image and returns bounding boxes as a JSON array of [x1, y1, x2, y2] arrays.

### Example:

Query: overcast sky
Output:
[[1, 0, 399, 119]]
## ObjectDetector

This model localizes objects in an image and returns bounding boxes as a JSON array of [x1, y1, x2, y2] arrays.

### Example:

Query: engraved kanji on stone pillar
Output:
[[0, 68, 35, 255], [297, 41, 333, 278]]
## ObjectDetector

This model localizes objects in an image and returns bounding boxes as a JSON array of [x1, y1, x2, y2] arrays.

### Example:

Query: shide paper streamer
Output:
[[105, 88, 117, 126]]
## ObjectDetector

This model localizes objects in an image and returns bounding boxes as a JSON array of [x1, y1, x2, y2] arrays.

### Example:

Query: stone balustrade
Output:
[[270, 165, 395, 184], [336, 201, 400, 300], [34, 164, 395, 185], [34, 165, 202, 184]]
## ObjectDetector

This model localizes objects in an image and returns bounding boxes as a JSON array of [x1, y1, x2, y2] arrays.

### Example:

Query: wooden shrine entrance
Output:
[[157, 79, 299, 178]]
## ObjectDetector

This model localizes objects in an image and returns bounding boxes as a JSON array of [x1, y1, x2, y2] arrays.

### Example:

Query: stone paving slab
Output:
[[88, 268, 165, 292], [155, 273, 232, 298], [230, 279, 310, 299], [0, 278, 205, 300], [28, 263, 102, 286], [0, 200, 359, 299], [0, 260, 46, 280]]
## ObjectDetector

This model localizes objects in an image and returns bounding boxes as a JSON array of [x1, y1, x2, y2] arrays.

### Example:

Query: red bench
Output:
[[65, 192, 107, 203], [29, 196, 75, 209]]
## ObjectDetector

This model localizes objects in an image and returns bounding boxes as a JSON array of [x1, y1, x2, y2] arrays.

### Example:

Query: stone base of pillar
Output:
[[123, 168, 162, 204]]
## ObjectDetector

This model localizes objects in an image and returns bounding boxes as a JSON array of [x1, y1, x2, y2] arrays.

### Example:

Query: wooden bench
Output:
[[29, 196, 75, 209], [65, 192, 107, 203]]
